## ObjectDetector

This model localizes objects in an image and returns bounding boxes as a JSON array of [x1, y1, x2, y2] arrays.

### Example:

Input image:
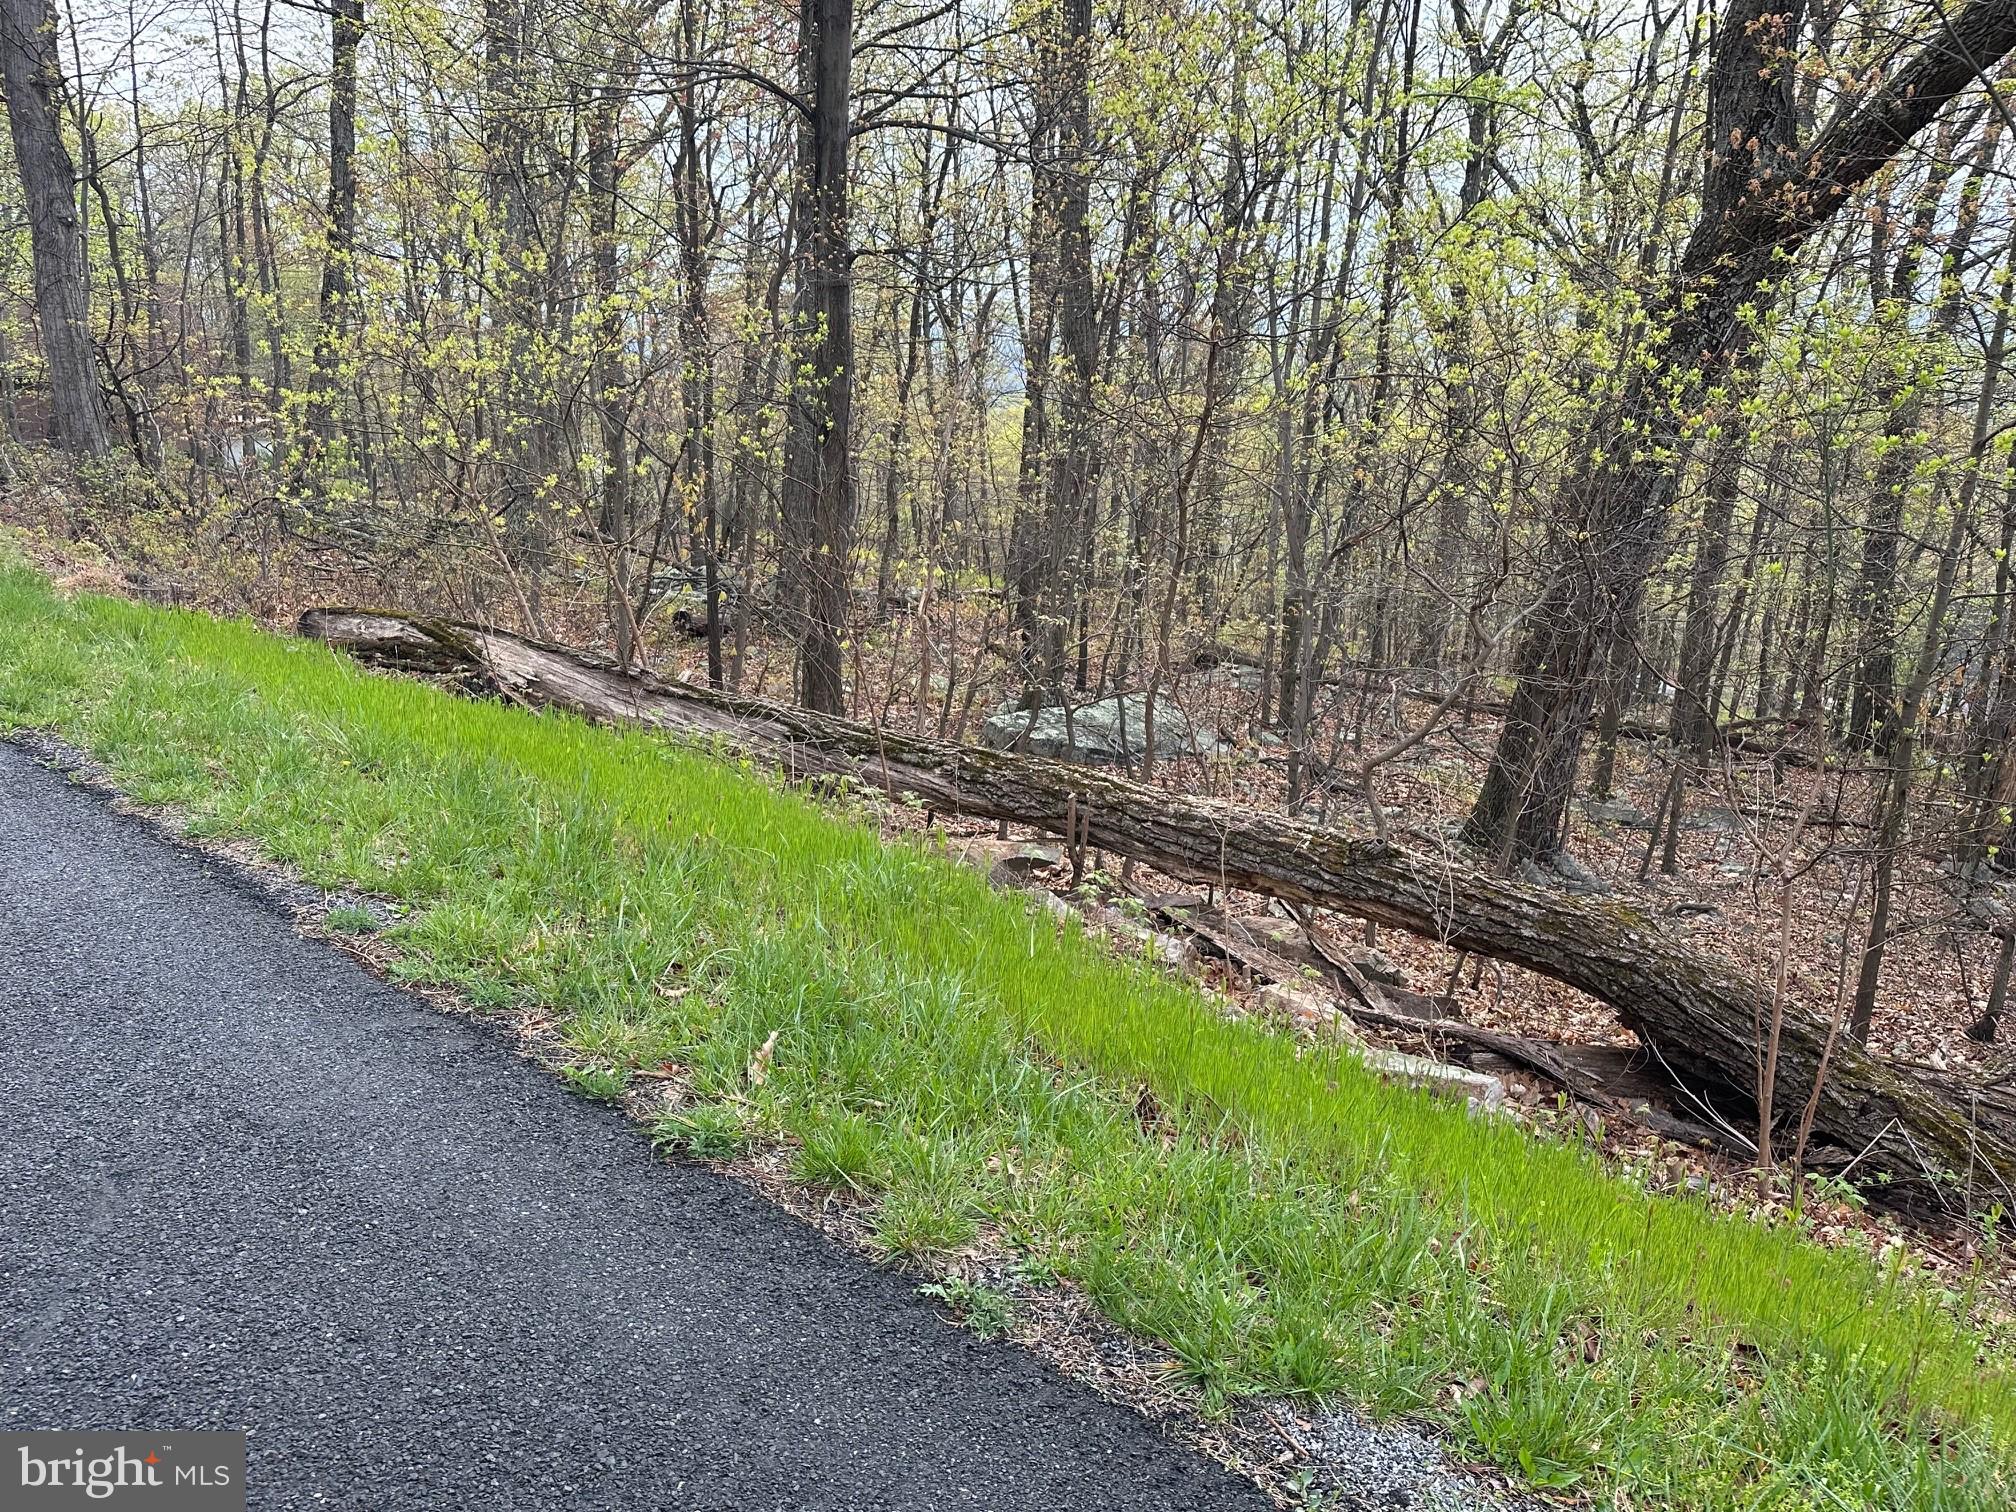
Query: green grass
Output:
[[322, 902, 383, 935], [0, 556, 2010, 1509]]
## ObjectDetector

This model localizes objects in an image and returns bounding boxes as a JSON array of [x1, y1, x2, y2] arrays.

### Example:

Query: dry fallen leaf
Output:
[[747, 1028, 780, 1087]]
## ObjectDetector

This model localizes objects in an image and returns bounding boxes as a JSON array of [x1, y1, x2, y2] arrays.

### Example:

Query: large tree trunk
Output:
[[301, 606, 2016, 1217], [0, 0, 109, 458], [671, 0, 721, 690], [779, 0, 856, 716], [1462, 0, 2016, 862], [1005, 0, 1096, 705], [481, 0, 542, 548]]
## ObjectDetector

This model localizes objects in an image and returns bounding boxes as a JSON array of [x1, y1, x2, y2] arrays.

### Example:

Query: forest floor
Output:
[[8, 501, 2016, 1507]]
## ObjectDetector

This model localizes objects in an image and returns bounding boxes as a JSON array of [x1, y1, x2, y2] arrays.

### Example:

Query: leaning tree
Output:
[[1461, 0, 2016, 864]]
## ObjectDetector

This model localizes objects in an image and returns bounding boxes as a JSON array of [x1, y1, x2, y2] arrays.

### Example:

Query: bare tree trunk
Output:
[[0, 0, 108, 457], [1670, 431, 1750, 756], [483, 0, 541, 549], [295, 0, 363, 483], [1006, 0, 1096, 706], [586, 49, 637, 668], [779, 0, 855, 715], [672, 4, 721, 689]]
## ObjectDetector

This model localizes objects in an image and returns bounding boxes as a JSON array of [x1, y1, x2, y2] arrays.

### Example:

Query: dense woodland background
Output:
[[17, 0, 2016, 1170]]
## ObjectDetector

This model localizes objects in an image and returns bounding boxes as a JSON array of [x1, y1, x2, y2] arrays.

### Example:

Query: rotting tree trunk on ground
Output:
[[301, 606, 2016, 1217]]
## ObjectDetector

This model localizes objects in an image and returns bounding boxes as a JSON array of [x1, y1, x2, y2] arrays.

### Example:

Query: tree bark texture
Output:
[[0, 0, 109, 457], [779, 0, 856, 715], [297, 0, 363, 469]]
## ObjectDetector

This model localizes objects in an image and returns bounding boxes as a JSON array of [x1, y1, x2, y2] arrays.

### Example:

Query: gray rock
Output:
[[1034, 890, 1079, 925], [1681, 805, 1743, 834], [1547, 850, 1613, 895], [1254, 983, 1368, 1046], [1361, 1048, 1506, 1114], [1582, 799, 1652, 829], [1248, 916, 1303, 948], [1516, 852, 1611, 896], [1966, 894, 2010, 926], [1354, 948, 1409, 987], [987, 861, 1050, 891], [1032, 887, 1195, 969], [1198, 662, 1264, 692], [995, 842, 1062, 875], [981, 693, 1218, 764], [1139, 931, 1196, 968]]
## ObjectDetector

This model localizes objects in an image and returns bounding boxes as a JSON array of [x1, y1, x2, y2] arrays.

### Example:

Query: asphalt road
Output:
[[0, 741, 1266, 1512]]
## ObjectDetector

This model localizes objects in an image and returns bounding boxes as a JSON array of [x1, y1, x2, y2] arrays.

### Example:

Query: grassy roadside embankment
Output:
[[1, 556, 2010, 1509]]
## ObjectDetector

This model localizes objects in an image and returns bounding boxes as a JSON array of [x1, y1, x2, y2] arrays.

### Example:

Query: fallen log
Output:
[[1155, 900, 1762, 1161], [299, 607, 2016, 1215], [1337, 1004, 1766, 1163]]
